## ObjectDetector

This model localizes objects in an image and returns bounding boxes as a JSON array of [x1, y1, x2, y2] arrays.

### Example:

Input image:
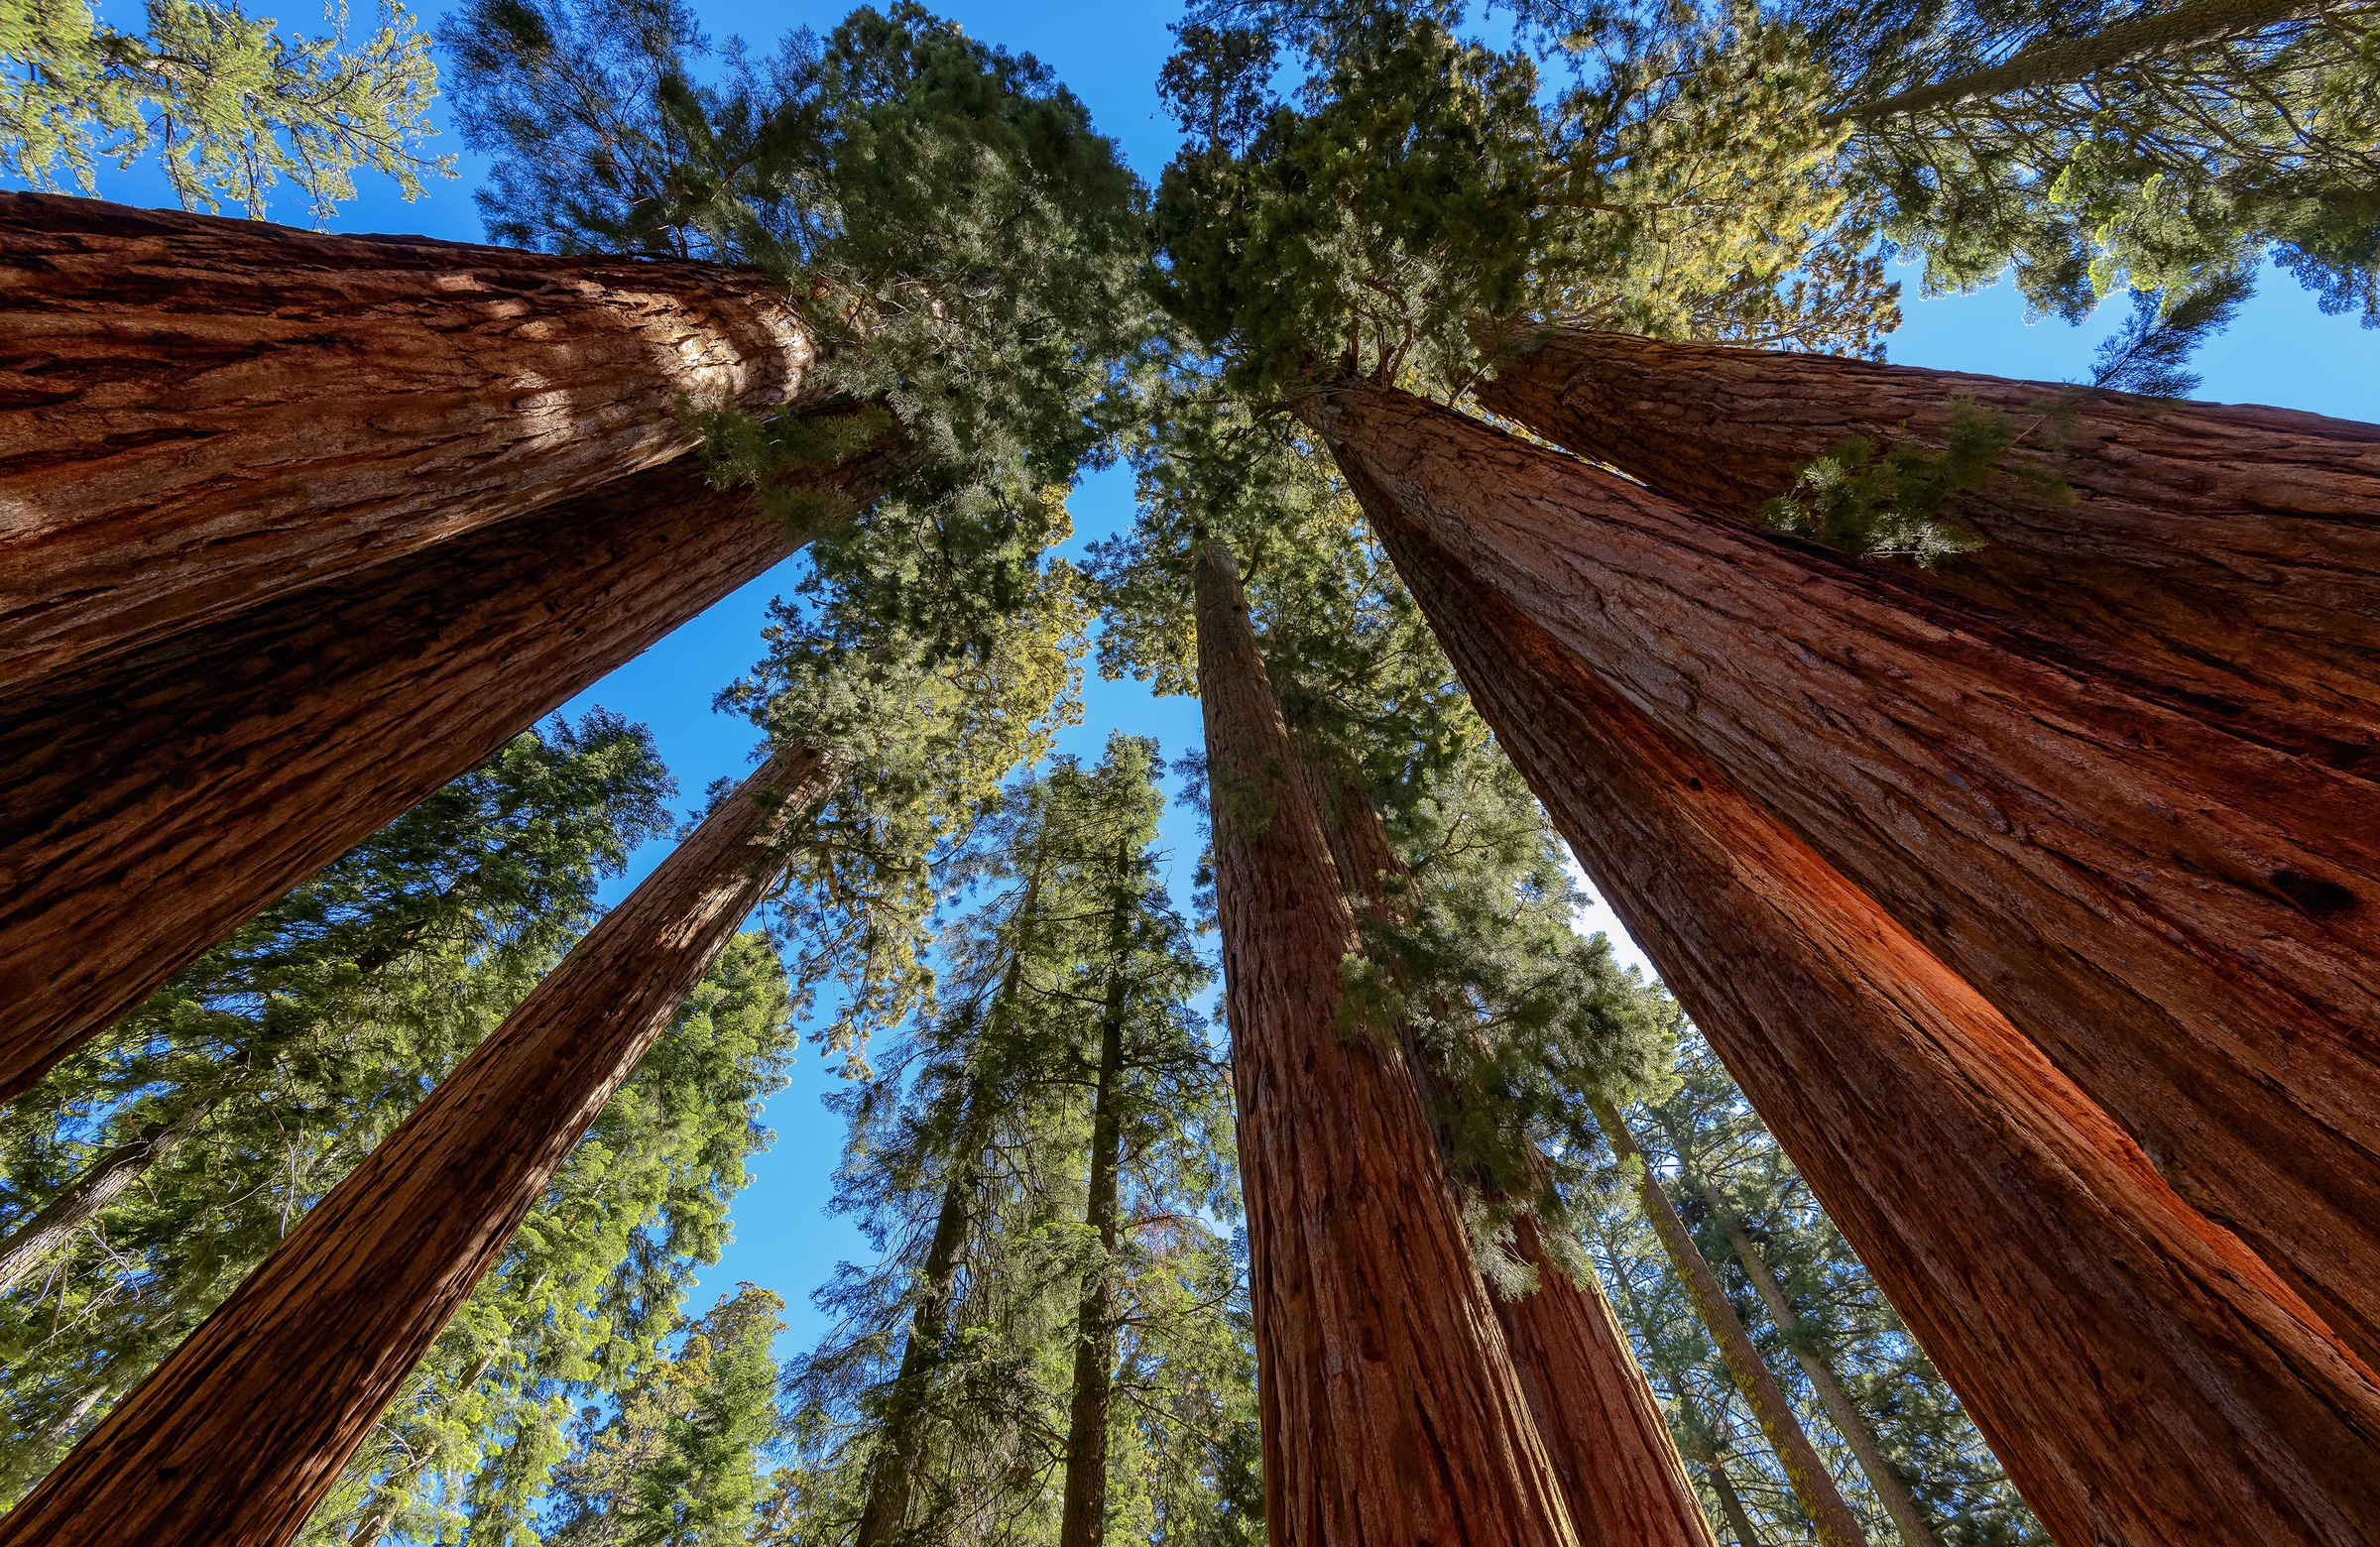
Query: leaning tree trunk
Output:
[[1298, 758, 1716, 1547], [1593, 1104, 1870, 1547], [0, 441, 885, 1106], [1057, 873, 1134, 1547], [1474, 327, 2380, 732], [1663, 1151, 1945, 1547], [0, 1107, 202, 1293], [1820, 0, 2338, 123], [0, 191, 819, 691], [0, 746, 835, 1547], [1193, 539, 1581, 1547], [1339, 446, 2380, 1546], [1308, 376, 2380, 1372]]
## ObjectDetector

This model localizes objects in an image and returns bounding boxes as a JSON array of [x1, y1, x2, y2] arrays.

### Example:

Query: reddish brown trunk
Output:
[[1345, 458, 2380, 1543], [1594, 1103, 1869, 1547], [1475, 327, 2380, 731], [0, 748, 834, 1547], [0, 447, 882, 1106], [1297, 759, 1715, 1547], [1309, 377, 2380, 1371], [0, 191, 817, 691], [1193, 540, 1579, 1547]]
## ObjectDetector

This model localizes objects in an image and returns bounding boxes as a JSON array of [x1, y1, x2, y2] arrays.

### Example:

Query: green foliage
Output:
[[1756, 396, 2009, 562], [2087, 264, 2253, 394], [0, 0, 449, 220], [770, 738, 1251, 1547], [544, 1283, 788, 1547]]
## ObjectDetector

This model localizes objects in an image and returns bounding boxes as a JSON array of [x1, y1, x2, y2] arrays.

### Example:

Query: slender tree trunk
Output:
[[1706, 1461, 1770, 1547], [1297, 758, 1715, 1547], [1309, 376, 2380, 1371], [1192, 539, 1581, 1547], [0, 191, 819, 691], [1594, 1105, 1869, 1547], [0, 747, 836, 1547], [858, 862, 1044, 1547], [1058, 875, 1133, 1547], [1473, 327, 2380, 732], [1338, 445, 2380, 1545], [0, 1107, 203, 1293], [1660, 1134, 1947, 1547], [0, 442, 886, 1107], [1821, 0, 2338, 123]]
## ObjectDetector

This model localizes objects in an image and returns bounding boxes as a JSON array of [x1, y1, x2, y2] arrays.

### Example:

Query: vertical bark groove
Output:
[[0, 449, 881, 1106], [1310, 376, 2380, 1370], [1194, 539, 1580, 1547], [0, 191, 817, 689], [1475, 327, 2380, 732], [0, 747, 836, 1547], [1342, 449, 2380, 1545]]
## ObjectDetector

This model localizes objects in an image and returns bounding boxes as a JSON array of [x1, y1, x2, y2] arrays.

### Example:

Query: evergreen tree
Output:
[[0, 0, 449, 218], [0, 711, 671, 1499]]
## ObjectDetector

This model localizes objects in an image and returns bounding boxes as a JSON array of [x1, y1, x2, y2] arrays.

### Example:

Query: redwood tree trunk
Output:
[[1474, 327, 2380, 731], [0, 191, 818, 691], [1310, 376, 2380, 1371], [1343, 449, 2380, 1545], [1298, 760, 1716, 1547], [1594, 1104, 1869, 1547], [1193, 539, 1580, 1547], [0, 447, 883, 1106], [0, 747, 836, 1547]]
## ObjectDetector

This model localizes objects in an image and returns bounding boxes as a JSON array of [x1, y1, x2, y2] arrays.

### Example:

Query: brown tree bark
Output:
[[0, 191, 819, 692], [1308, 376, 2380, 1371], [1594, 1104, 1870, 1547], [1474, 327, 2380, 731], [0, 746, 835, 1547], [1193, 538, 1581, 1547], [1656, 1130, 1947, 1547], [1057, 873, 1133, 1547], [1296, 758, 1716, 1547], [0, 445, 883, 1107], [1340, 447, 2380, 1545], [0, 1108, 201, 1293], [1820, 0, 2336, 123]]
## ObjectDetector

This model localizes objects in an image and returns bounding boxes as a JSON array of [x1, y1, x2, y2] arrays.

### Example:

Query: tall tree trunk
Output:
[[858, 861, 1044, 1547], [1308, 376, 2380, 1371], [1339, 446, 2380, 1545], [1594, 1105, 1869, 1547], [0, 1106, 205, 1293], [0, 747, 836, 1547], [1706, 1461, 1770, 1547], [1298, 757, 1716, 1547], [1659, 1130, 1948, 1547], [1821, 0, 2338, 123], [1473, 327, 2380, 732], [1058, 869, 1134, 1547], [0, 191, 818, 691], [1192, 539, 1581, 1547], [0, 442, 886, 1107]]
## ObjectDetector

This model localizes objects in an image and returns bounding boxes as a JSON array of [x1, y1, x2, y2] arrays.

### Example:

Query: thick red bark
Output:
[[1475, 327, 2380, 731], [1347, 459, 2380, 1543], [1308, 377, 2380, 1370], [0, 191, 817, 690], [0, 449, 880, 1106], [1193, 540, 1580, 1547], [0, 748, 834, 1547], [1298, 762, 1715, 1547]]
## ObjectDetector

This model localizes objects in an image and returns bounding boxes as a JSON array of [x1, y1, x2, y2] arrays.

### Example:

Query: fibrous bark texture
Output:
[[1476, 327, 2380, 732], [0, 449, 877, 1105], [1344, 457, 2380, 1544], [1310, 377, 2380, 1370], [1300, 763, 1714, 1547], [1193, 540, 1580, 1547], [0, 748, 833, 1547], [1596, 1104, 1869, 1547], [0, 191, 816, 691]]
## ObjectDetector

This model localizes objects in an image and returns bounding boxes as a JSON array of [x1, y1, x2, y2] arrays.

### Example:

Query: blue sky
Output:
[[42, 0, 2380, 1356]]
